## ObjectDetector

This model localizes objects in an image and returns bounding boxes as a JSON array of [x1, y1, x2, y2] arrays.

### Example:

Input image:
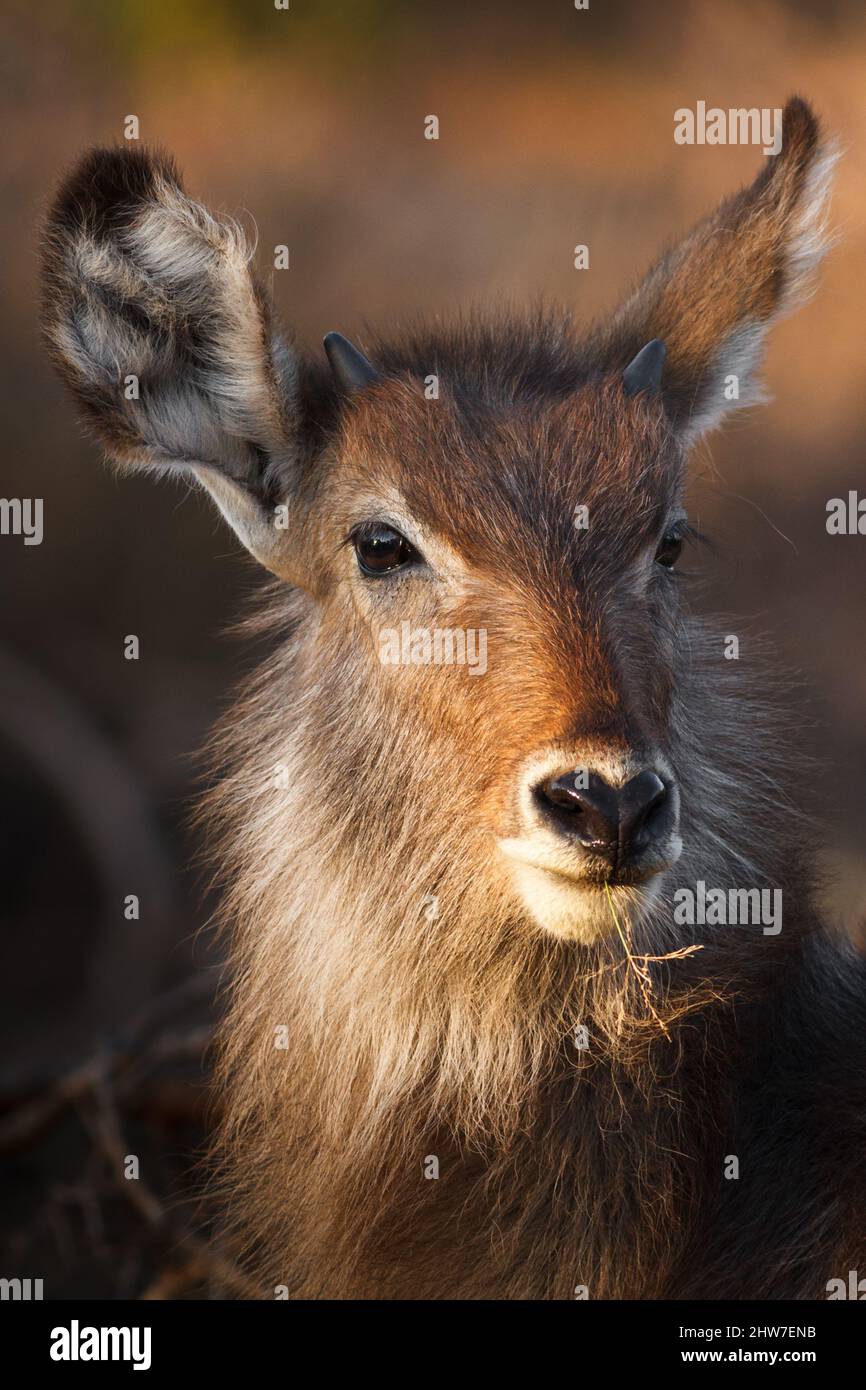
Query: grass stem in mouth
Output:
[[603, 882, 703, 1039]]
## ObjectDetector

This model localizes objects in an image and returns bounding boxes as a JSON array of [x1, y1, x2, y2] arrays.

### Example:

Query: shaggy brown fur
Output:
[[41, 97, 866, 1298]]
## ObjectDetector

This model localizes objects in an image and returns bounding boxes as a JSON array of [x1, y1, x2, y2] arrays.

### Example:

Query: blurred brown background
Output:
[[1, 0, 864, 1296]]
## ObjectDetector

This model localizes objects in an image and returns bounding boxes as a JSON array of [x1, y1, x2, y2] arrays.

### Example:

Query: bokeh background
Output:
[[1, 0, 864, 1297]]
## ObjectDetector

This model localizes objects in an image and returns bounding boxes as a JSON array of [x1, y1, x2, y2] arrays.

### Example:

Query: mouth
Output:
[[498, 835, 681, 886], [533, 861, 666, 889], [498, 839, 678, 942]]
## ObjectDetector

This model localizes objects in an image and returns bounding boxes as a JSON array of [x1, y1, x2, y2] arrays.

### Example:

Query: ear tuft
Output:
[[45, 144, 183, 245], [767, 97, 840, 315]]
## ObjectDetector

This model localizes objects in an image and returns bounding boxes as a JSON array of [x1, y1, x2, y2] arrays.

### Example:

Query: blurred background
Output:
[[1, 0, 864, 1297]]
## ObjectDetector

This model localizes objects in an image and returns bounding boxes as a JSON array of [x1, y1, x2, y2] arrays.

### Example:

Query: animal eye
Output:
[[654, 530, 685, 570], [353, 523, 418, 577]]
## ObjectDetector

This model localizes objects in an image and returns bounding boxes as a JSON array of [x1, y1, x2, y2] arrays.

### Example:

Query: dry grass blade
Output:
[[603, 883, 703, 1039]]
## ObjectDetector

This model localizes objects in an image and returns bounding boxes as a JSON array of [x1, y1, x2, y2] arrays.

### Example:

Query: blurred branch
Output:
[[82, 1059, 258, 1300], [0, 974, 216, 1150], [0, 973, 256, 1298]]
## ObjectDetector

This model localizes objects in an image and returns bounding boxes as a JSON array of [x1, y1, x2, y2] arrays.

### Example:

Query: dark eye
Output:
[[654, 530, 685, 570], [353, 523, 418, 577]]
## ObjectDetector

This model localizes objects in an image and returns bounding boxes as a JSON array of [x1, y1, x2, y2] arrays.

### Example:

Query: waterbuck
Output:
[[41, 97, 866, 1299]]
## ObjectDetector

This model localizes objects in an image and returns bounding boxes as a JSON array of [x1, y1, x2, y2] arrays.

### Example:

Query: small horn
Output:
[[622, 338, 666, 397], [323, 331, 380, 393]]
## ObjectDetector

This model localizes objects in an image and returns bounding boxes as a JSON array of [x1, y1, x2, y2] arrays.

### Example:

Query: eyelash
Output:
[[671, 520, 705, 550]]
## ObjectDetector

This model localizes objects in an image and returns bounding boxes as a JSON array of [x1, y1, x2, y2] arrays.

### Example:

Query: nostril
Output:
[[620, 771, 667, 846], [542, 776, 588, 813], [536, 772, 620, 849]]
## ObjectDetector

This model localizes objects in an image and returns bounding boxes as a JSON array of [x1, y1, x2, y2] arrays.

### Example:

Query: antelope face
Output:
[[310, 357, 687, 943], [41, 100, 833, 943]]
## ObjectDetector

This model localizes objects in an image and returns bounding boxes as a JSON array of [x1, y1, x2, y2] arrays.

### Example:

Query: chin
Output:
[[510, 862, 665, 944]]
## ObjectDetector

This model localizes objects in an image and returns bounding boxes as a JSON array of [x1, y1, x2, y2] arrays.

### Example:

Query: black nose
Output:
[[535, 768, 670, 867]]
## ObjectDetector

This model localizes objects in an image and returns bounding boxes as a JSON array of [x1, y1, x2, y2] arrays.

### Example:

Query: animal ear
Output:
[[600, 97, 837, 445], [41, 146, 306, 583]]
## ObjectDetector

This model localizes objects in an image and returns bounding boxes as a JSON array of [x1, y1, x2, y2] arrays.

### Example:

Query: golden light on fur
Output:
[[40, 99, 866, 1299]]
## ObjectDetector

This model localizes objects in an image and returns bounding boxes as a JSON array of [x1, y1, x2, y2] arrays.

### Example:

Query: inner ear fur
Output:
[[41, 144, 307, 581]]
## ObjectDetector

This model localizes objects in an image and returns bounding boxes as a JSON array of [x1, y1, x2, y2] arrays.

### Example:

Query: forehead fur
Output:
[[330, 337, 681, 571]]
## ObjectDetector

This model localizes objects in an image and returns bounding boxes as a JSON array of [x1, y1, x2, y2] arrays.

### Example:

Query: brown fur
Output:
[[41, 98, 866, 1298]]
